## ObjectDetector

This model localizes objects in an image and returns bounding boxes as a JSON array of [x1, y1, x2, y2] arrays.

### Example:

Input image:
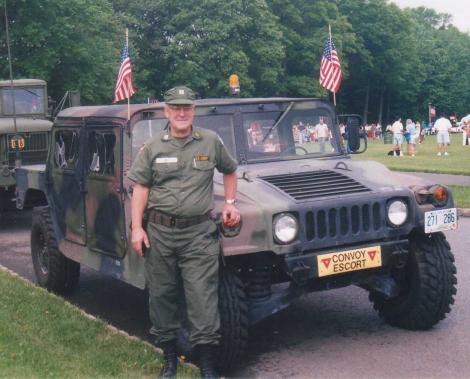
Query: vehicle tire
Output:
[[31, 206, 80, 294], [217, 266, 248, 372], [369, 231, 457, 330]]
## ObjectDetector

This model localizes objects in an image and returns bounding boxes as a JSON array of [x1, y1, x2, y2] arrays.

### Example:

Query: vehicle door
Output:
[[84, 126, 126, 258], [51, 128, 86, 245]]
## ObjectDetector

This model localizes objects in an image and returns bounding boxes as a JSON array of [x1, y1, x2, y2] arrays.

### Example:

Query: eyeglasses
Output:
[[167, 104, 194, 112]]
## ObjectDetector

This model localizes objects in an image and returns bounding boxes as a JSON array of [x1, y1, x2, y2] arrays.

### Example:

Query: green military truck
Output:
[[16, 98, 457, 371], [0, 79, 52, 210]]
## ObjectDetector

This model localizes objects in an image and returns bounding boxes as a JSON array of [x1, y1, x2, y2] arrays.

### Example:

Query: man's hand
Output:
[[222, 203, 241, 227], [131, 227, 150, 257]]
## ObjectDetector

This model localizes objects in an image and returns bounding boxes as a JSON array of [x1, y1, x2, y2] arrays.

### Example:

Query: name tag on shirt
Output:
[[155, 157, 178, 164]]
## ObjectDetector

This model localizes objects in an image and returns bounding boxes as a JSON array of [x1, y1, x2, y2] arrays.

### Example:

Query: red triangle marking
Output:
[[368, 250, 376, 261], [322, 258, 331, 269]]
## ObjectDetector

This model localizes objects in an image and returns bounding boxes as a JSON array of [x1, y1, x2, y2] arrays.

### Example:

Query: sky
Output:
[[391, 0, 470, 32]]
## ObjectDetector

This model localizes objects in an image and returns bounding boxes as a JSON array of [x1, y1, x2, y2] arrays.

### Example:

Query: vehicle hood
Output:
[[226, 158, 431, 208]]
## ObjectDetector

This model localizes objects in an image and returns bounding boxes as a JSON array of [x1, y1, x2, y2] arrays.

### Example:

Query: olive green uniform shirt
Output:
[[128, 127, 238, 217]]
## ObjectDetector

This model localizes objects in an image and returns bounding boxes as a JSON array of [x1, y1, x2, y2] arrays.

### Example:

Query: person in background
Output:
[[415, 122, 421, 144], [314, 117, 329, 153], [434, 113, 452, 156], [391, 116, 404, 156], [462, 118, 470, 146], [405, 119, 416, 156]]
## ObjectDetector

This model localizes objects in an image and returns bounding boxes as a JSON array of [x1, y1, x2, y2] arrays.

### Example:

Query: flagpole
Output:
[[125, 28, 131, 121], [329, 24, 336, 106]]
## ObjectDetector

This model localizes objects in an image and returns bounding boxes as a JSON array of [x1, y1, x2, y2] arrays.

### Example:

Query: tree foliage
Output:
[[0, 0, 125, 104], [0, 0, 468, 120]]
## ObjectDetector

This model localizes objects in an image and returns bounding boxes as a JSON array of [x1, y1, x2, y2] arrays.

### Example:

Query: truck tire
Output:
[[217, 267, 248, 371], [369, 231, 456, 330], [31, 206, 80, 294]]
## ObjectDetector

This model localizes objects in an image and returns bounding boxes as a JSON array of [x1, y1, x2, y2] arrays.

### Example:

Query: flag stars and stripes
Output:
[[113, 41, 135, 103], [319, 36, 342, 94]]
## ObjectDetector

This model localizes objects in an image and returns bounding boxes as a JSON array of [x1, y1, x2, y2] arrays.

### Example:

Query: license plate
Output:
[[425, 208, 458, 233], [317, 246, 382, 278]]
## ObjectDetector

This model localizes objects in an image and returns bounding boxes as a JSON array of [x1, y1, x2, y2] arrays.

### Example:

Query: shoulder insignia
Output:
[[162, 134, 169, 141], [193, 131, 201, 139]]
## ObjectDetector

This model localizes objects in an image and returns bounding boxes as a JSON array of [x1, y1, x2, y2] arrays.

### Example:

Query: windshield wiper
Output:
[[260, 101, 294, 144]]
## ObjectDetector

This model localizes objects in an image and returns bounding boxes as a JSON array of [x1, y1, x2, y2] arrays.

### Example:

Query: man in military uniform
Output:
[[128, 86, 240, 378]]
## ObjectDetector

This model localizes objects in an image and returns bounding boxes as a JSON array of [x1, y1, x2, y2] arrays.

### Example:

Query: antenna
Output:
[[4, 0, 21, 168]]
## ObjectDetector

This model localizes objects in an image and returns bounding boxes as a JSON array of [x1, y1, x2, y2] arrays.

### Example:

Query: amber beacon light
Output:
[[229, 74, 240, 95]]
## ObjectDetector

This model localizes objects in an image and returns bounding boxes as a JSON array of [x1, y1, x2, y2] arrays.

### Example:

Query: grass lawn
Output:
[[0, 268, 198, 378], [351, 135, 470, 176], [449, 186, 470, 208]]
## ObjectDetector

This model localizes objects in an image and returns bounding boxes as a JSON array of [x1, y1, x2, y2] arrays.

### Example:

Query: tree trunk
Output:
[[386, 91, 391, 125], [378, 85, 385, 126], [363, 79, 370, 125]]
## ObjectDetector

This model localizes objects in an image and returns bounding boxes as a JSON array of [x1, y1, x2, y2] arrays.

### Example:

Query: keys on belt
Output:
[[147, 210, 210, 229]]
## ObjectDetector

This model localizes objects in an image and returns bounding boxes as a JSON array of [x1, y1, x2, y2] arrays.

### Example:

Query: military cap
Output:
[[164, 86, 196, 105]]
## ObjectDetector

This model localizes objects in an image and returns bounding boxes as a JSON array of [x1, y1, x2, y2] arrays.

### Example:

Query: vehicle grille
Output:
[[7, 132, 49, 166], [305, 202, 382, 241], [260, 170, 371, 200]]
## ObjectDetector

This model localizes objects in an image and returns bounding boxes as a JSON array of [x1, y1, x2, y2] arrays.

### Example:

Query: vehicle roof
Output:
[[0, 79, 47, 87], [56, 97, 328, 122]]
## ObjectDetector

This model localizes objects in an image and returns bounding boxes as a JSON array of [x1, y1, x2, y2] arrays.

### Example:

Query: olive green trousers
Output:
[[145, 219, 221, 346]]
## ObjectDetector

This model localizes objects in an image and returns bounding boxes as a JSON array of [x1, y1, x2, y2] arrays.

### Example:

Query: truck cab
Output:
[[0, 79, 52, 209]]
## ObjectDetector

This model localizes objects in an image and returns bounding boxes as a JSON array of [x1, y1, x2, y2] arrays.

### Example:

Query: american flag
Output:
[[113, 40, 135, 103], [319, 35, 342, 93]]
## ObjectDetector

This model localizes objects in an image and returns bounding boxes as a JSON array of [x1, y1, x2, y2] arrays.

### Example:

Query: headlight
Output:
[[273, 213, 298, 244], [387, 200, 408, 226]]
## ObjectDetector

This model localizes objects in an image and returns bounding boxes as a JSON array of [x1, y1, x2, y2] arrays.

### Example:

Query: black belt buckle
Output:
[[170, 216, 176, 228]]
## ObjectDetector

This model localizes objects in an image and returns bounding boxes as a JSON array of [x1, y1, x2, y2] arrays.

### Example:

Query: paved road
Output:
[[399, 171, 470, 187], [1, 211, 469, 378]]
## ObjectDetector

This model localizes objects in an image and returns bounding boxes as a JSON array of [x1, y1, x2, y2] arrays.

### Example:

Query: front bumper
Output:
[[284, 239, 409, 284]]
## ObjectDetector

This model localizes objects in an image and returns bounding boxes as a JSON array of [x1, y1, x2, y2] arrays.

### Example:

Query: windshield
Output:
[[1, 87, 46, 115], [132, 119, 168, 159], [132, 114, 237, 160], [243, 109, 340, 162]]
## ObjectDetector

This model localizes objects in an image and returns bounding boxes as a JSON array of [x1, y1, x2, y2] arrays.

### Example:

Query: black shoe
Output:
[[159, 340, 177, 379], [197, 344, 219, 379]]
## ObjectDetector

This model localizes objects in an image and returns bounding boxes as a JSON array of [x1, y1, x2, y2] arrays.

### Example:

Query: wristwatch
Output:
[[225, 199, 236, 205]]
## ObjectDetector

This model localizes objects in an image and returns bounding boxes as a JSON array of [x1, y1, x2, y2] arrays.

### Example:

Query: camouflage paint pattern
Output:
[[15, 99, 454, 290]]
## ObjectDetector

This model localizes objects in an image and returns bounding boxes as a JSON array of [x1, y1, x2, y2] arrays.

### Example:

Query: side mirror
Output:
[[344, 115, 367, 154]]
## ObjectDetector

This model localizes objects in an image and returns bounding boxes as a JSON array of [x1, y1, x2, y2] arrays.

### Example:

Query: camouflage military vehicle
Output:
[[0, 79, 52, 210], [16, 98, 457, 371]]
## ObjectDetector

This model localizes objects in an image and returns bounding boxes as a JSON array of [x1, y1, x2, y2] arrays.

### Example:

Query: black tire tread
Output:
[[31, 206, 80, 294], [370, 231, 456, 330], [217, 267, 248, 371]]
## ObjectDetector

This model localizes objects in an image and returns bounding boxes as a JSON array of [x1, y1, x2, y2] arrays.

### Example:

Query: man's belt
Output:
[[147, 210, 211, 229]]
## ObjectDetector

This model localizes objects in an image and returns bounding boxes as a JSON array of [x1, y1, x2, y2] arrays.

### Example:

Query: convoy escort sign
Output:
[[317, 246, 382, 277]]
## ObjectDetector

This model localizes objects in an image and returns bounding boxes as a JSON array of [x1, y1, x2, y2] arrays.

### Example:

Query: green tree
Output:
[[120, 0, 284, 99], [266, 0, 358, 98], [0, 0, 126, 104]]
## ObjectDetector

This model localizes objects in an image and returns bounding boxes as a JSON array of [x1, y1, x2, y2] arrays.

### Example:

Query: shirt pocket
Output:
[[192, 159, 215, 171]]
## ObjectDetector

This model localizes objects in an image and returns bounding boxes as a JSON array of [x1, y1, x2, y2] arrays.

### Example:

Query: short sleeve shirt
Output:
[[128, 127, 238, 217], [315, 123, 329, 138], [392, 121, 403, 135], [434, 117, 452, 133]]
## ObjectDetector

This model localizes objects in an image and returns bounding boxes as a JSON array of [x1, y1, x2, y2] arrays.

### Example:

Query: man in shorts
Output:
[[391, 116, 404, 156], [434, 113, 452, 156]]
